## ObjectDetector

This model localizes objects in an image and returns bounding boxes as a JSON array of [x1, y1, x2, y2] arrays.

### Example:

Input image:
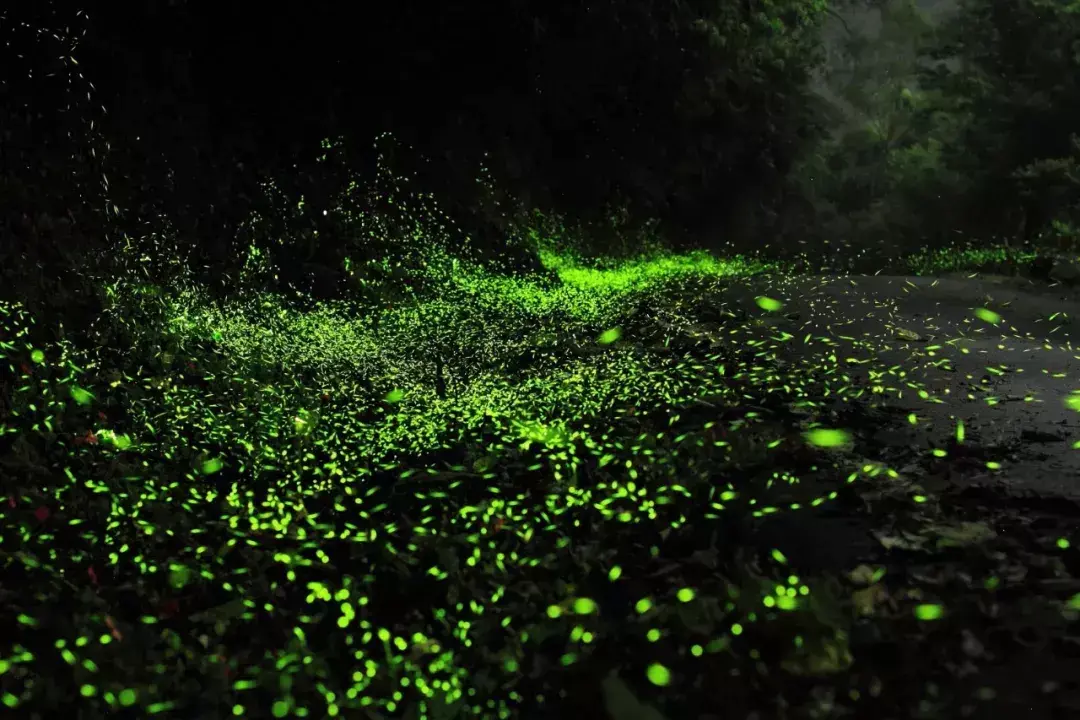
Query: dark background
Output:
[[3, 0, 829, 270]]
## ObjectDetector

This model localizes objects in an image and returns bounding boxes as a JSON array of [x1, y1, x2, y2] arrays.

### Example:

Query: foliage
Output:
[[912, 0, 1080, 245], [777, 0, 972, 268], [795, 0, 1080, 264]]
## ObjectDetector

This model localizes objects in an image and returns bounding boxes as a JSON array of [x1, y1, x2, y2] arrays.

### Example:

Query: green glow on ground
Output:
[[2, 153, 1077, 717]]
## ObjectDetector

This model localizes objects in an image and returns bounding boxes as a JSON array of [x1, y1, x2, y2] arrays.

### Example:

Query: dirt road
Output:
[[725, 273, 1080, 497]]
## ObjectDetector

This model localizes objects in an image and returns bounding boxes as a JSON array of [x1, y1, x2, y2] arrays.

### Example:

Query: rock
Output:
[[1049, 257, 1080, 285]]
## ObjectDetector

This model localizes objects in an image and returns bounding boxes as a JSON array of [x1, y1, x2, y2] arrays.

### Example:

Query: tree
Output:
[[778, 0, 967, 265], [917, 0, 1080, 245]]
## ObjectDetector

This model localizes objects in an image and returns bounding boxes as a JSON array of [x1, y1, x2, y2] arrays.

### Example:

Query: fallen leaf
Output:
[[847, 564, 879, 586], [894, 327, 923, 341], [924, 521, 996, 549], [873, 530, 926, 551], [852, 584, 887, 616], [781, 635, 854, 676]]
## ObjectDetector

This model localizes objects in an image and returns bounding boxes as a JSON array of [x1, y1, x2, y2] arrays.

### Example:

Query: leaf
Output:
[[873, 530, 926, 551], [385, 388, 405, 403], [894, 327, 922, 341], [781, 634, 853, 676], [852, 584, 887, 616], [925, 520, 995, 549], [601, 671, 669, 720], [472, 455, 496, 473], [974, 308, 1001, 324], [847, 564, 881, 586]]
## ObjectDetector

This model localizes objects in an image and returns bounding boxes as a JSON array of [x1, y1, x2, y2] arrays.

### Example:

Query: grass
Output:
[[903, 243, 1042, 278], [3, 170, 1080, 719]]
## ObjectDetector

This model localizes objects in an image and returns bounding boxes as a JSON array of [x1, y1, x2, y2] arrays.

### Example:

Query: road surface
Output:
[[721, 272, 1080, 497]]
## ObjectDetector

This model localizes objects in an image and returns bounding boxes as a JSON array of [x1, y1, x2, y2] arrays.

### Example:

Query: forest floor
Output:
[[2, 238, 1080, 720]]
